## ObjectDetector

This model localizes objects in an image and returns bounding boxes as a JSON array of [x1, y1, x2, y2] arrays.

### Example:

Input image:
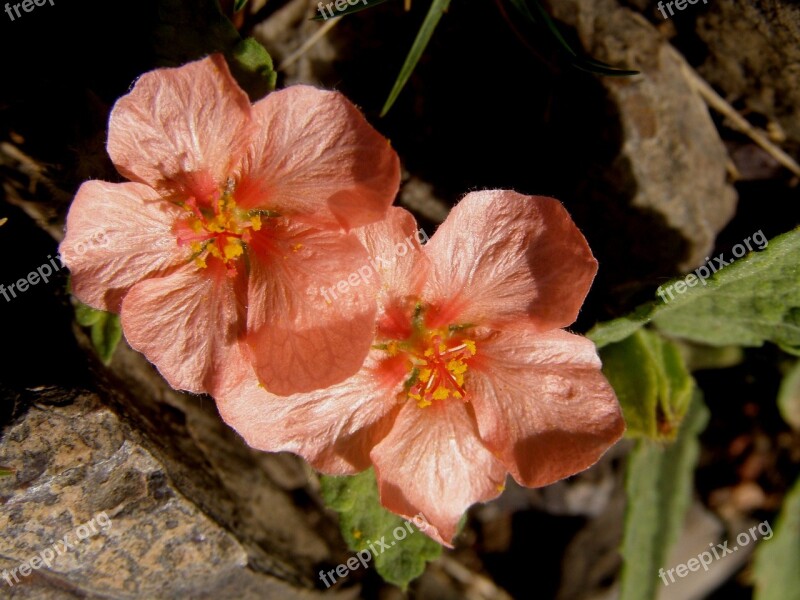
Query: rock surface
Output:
[[546, 0, 738, 273], [0, 340, 350, 599], [696, 0, 800, 150]]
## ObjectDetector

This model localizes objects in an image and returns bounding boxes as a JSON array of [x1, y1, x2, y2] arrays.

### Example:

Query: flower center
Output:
[[379, 314, 477, 408], [174, 182, 269, 275], [406, 331, 477, 408]]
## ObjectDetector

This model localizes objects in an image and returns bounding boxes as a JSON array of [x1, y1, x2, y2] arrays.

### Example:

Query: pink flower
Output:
[[217, 191, 625, 545], [60, 55, 400, 396]]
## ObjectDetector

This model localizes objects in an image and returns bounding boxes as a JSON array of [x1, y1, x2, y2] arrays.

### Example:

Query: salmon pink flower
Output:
[[217, 191, 625, 545], [60, 55, 400, 396]]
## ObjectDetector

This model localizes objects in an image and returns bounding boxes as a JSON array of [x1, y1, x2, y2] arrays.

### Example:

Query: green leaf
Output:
[[321, 468, 442, 589], [777, 360, 800, 430], [311, 0, 394, 21], [753, 475, 800, 600], [0, 467, 15, 478], [74, 301, 122, 366], [74, 301, 104, 327], [600, 329, 694, 440], [228, 37, 277, 101], [619, 392, 709, 600], [588, 302, 658, 349], [590, 228, 800, 351], [653, 229, 800, 349], [153, 0, 276, 100], [234, 0, 249, 11], [505, 0, 639, 76], [381, 0, 451, 116]]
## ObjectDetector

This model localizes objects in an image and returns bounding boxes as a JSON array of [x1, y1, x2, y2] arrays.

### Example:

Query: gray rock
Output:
[[0, 339, 353, 599], [547, 0, 738, 272]]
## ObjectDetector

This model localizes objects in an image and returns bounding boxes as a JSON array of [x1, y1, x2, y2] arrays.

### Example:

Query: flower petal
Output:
[[107, 55, 252, 195], [468, 329, 624, 488], [422, 191, 597, 331], [371, 400, 507, 546], [237, 86, 400, 230], [351, 206, 430, 306], [60, 181, 187, 313], [217, 351, 407, 473], [120, 261, 250, 396], [245, 221, 379, 395]]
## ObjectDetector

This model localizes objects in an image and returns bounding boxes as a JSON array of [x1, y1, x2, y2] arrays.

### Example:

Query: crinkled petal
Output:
[[468, 329, 624, 488], [107, 55, 252, 195], [371, 400, 507, 546], [60, 181, 187, 313], [245, 220, 378, 395], [237, 86, 399, 229], [351, 206, 430, 308], [422, 191, 597, 331], [217, 351, 407, 473], [121, 261, 249, 396]]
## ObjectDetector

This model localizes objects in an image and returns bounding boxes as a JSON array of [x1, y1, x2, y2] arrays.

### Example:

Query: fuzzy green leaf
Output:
[[234, 0, 249, 11], [590, 229, 800, 351], [600, 329, 694, 440], [381, 0, 451, 116], [321, 468, 442, 589], [753, 475, 800, 600], [589, 303, 658, 349], [619, 393, 709, 600]]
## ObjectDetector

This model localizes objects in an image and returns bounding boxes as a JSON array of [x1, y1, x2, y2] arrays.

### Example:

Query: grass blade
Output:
[[381, 0, 451, 116]]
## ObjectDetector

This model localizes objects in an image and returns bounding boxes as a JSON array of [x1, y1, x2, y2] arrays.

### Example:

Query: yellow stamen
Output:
[[224, 240, 244, 260], [386, 327, 478, 408]]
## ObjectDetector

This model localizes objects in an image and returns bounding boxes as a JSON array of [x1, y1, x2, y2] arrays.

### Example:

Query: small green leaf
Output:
[[0, 466, 15, 478], [73, 301, 122, 366], [321, 468, 442, 589], [777, 360, 800, 430], [600, 329, 694, 440], [228, 37, 277, 101], [753, 475, 800, 600], [381, 0, 451, 116], [619, 392, 709, 600], [234, 0, 249, 11], [311, 0, 394, 21], [74, 302, 104, 327], [590, 229, 800, 351]]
